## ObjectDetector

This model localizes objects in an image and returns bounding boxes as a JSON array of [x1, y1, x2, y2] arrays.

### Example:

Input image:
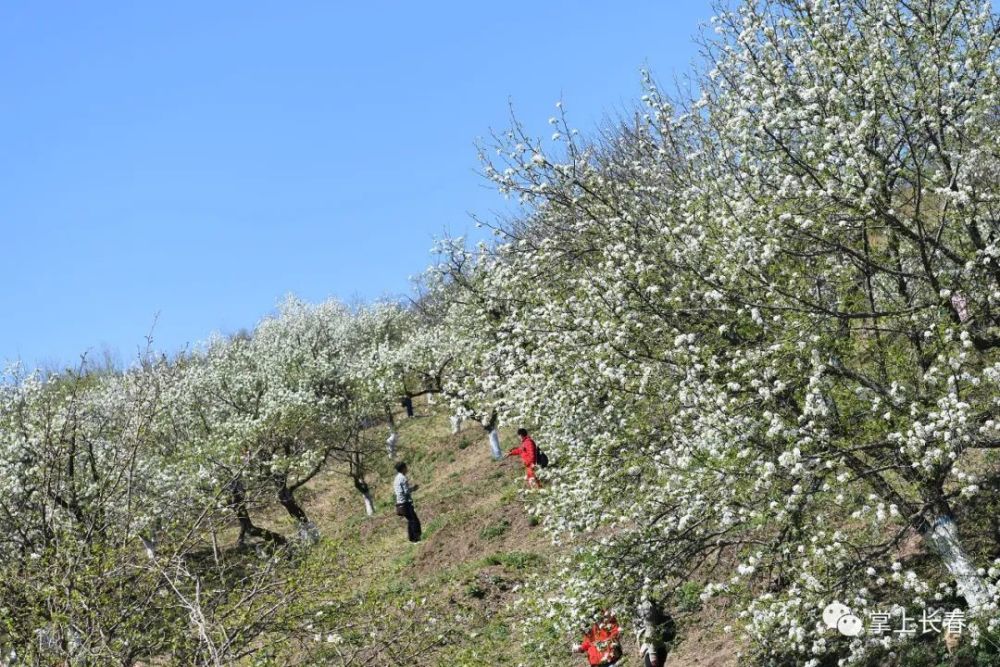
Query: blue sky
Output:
[[0, 1, 712, 369]]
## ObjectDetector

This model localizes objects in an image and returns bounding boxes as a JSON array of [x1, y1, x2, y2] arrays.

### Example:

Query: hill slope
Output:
[[255, 401, 737, 666]]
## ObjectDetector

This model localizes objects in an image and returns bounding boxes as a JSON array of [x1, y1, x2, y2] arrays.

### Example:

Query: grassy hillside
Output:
[[240, 400, 737, 666]]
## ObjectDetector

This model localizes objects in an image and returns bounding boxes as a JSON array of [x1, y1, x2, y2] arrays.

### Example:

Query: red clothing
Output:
[[579, 618, 622, 666], [524, 464, 538, 484], [508, 436, 537, 467]]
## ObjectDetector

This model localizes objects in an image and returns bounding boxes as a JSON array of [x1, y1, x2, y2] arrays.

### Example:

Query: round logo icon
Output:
[[836, 613, 863, 637], [822, 601, 851, 630]]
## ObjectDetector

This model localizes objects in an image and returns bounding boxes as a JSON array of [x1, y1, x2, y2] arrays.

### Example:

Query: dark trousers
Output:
[[643, 648, 667, 667], [401, 501, 421, 542]]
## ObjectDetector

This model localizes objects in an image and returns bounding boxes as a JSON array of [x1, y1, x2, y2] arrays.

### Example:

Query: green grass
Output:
[[481, 551, 545, 570], [479, 518, 510, 541], [262, 407, 557, 666], [422, 515, 447, 539]]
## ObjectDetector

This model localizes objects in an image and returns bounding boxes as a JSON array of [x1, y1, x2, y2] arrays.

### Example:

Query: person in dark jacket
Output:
[[636, 598, 676, 667], [393, 461, 421, 542]]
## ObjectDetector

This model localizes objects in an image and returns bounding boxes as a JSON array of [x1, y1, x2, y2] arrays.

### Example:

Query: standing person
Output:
[[393, 461, 422, 543], [507, 428, 541, 489], [401, 395, 414, 418], [636, 599, 675, 667], [572, 612, 622, 666]]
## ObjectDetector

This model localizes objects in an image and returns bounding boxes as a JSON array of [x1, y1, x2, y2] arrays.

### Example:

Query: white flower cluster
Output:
[[0, 1, 998, 663], [423, 0, 1000, 661]]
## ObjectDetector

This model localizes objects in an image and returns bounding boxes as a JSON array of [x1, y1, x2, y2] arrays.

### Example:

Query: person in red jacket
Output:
[[573, 612, 623, 666], [507, 428, 541, 489]]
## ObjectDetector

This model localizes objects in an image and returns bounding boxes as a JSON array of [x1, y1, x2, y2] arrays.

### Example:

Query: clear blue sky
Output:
[[1, 1, 712, 370]]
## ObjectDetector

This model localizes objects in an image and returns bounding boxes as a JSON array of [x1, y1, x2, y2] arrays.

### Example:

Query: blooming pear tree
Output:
[[0, 1, 997, 664], [432, 0, 1000, 663], [0, 357, 310, 665], [165, 297, 402, 532]]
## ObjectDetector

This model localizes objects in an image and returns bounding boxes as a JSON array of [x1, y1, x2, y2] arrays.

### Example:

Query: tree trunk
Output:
[[487, 427, 502, 461], [354, 476, 375, 517], [450, 415, 462, 434], [276, 483, 309, 524], [922, 510, 989, 612], [231, 479, 286, 547], [386, 431, 398, 458]]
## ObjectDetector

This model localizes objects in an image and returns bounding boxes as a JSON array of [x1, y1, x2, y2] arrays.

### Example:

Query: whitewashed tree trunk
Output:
[[951, 292, 971, 322], [488, 428, 502, 460], [427, 393, 435, 405], [386, 431, 398, 458], [362, 491, 375, 517], [925, 513, 989, 612], [450, 415, 462, 434]]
